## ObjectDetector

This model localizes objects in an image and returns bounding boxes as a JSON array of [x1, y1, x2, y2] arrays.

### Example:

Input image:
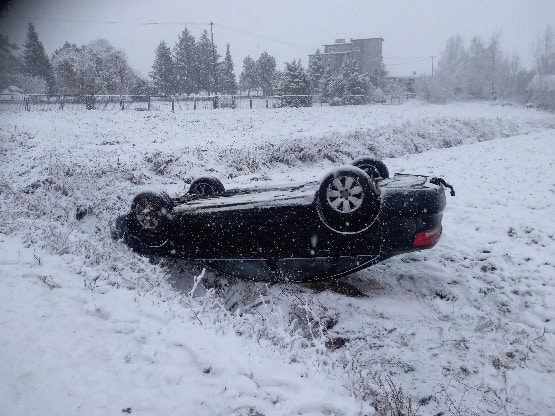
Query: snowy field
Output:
[[1, 101, 554, 415]]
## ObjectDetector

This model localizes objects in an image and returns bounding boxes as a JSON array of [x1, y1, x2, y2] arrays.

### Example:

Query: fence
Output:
[[0, 93, 410, 112], [0, 94, 317, 112]]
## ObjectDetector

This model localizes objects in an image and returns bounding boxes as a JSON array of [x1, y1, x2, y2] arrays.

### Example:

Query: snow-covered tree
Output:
[[51, 42, 80, 95], [256, 52, 276, 96], [530, 25, 555, 109], [218, 44, 237, 94], [436, 35, 468, 96], [308, 49, 326, 95], [173, 27, 197, 95], [22, 23, 56, 94], [52, 40, 136, 96], [89, 40, 135, 94], [430, 33, 529, 102], [196, 30, 218, 94], [532, 25, 555, 77], [150, 40, 175, 96], [487, 33, 503, 97], [319, 57, 370, 104], [130, 77, 151, 96], [465, 36, 489, 98], [239, 56, 258, 95], [275, 59, 312, 107]]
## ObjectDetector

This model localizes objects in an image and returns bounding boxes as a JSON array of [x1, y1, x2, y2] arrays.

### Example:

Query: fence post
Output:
[[249, 99, 252, 109], [120, 97, 124, 111], [172, 99, 174, 112], [194, 99, 197, 110], [147, 96, 150, 111], [266, 99, 268, 109]]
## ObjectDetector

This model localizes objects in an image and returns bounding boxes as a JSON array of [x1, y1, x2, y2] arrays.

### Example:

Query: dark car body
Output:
[[116, 159, 453, 282]]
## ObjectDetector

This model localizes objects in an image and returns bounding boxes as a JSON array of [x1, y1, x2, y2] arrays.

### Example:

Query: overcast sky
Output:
[[1, 0, 553, 78]]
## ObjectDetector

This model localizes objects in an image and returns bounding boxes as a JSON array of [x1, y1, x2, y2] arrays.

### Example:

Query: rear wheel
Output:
[[316, 166, 380, 233], [352, 157, 389, 180], [188, 177, 225, 196]]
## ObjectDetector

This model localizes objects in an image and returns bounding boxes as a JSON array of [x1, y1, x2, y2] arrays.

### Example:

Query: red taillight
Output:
[[413, 225, 442, 247]]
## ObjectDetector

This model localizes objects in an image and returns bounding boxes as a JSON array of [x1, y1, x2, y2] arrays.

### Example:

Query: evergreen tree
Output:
[[308, 49, 326, 95], [256, 52, 276, 96], [196, 30, 218, 94], [239, 56, 258, 95], [173, 26, 197, 95], [22, 23, 56, 94], [319, 57, 370, 104], [319, 65, 335, 103], [339, 57, 371, 104], [277, 59, 312, 107], [218, 44, 237, 94], [150, 40, 175, 96]]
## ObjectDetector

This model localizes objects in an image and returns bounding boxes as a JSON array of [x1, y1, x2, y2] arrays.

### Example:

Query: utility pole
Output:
[[210, 22, 218, 95], [430, 56, 436, 77]]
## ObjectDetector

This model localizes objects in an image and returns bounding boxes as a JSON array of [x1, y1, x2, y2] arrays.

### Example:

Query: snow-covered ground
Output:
[[1, 101, 554, 415]]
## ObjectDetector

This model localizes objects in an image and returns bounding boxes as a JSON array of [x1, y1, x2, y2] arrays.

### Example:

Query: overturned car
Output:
[[115, 158, 454, 282]]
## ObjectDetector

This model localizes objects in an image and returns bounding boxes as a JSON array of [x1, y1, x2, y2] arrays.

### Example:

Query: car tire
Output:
[[128, 192, 173, 246], [351, 157, 389, 180], [316, 166, 380, 233], [188, 177, 225, 196]]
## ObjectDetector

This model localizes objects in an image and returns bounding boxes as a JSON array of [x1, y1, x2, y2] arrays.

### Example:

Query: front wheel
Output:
[[128, 192, 173, 246], [316, 166, 380, 233]]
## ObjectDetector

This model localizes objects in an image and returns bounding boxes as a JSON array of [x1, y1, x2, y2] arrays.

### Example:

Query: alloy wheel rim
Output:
[[326, 175, 364, 213]]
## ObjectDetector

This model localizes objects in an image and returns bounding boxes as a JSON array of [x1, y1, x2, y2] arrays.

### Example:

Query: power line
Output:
[[383, 58, 429, 66], [215, 23, 313, 50], [3, 15, 312, 50], [383, 56, 431, 59], [4, 14, 211, 26]]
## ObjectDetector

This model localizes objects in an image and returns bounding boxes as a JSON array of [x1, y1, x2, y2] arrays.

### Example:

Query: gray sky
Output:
[[1, 0, 553, 77]]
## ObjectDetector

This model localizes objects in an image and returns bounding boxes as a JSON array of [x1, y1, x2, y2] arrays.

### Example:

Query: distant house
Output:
[[309, 38, 384, 77]]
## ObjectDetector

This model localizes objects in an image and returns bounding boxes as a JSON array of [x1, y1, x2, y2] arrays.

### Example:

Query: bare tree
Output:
[[532, 25, 555, 76], [530, 25, 555, 109]]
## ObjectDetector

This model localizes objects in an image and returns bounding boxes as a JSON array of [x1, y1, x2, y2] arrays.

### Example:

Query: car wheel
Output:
[[351, 157, 389, 180], [188, 177, 225, 196], [129, 192, 173, 245], [316, 166, 380, 233]]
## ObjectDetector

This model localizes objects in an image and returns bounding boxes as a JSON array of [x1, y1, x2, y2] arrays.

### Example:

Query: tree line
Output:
[[1, 23, 554, 110], [418, 27, 555, 109]]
